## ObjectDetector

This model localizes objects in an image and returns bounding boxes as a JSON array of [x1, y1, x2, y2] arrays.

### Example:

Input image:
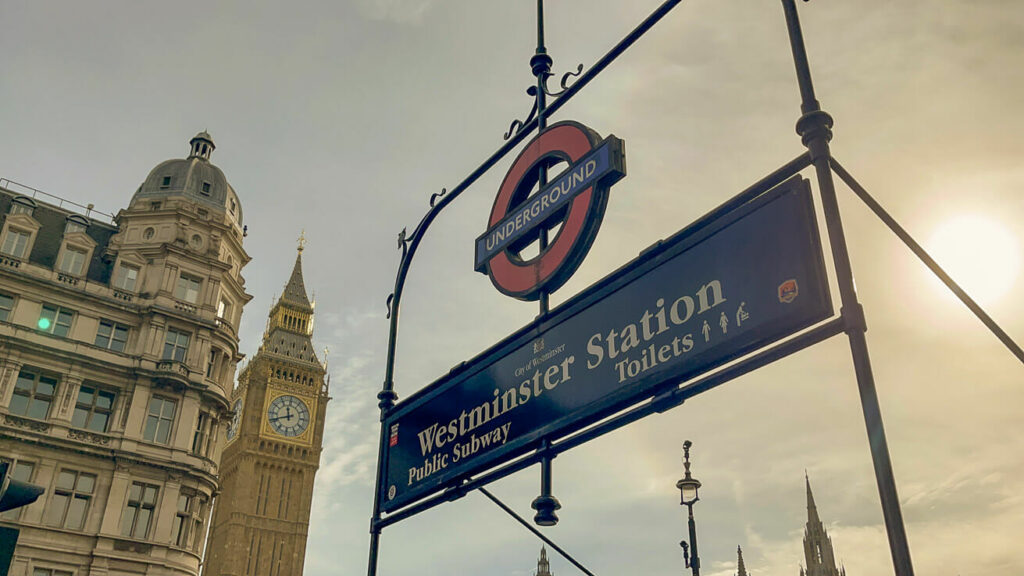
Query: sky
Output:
[[2, 0, 1023, 575]]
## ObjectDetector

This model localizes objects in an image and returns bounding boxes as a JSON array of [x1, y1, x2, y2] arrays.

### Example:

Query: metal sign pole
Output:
[[780, 1, 915, 575]]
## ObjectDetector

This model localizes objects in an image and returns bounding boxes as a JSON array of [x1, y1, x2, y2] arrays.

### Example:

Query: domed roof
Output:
[[132, 131, 243, 225]]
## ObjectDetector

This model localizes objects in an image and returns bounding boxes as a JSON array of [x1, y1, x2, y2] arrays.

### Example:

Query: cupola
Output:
[[188, 131, 215, 161]]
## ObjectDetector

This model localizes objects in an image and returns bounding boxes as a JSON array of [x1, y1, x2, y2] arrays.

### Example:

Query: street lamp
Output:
[[676, 440, 701, 576]]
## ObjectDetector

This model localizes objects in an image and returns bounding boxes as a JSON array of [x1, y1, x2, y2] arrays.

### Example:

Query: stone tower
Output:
[[535, 545, 553, 576], [204, 242, 329, 576], [799, 476, 846, 576]]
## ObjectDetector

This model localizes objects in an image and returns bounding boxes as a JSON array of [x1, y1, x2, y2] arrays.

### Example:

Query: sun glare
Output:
[[925, 214, 1021, 305]]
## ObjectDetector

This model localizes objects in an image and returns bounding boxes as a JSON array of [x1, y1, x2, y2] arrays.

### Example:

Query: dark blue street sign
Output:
[[381, 176, 831, 513]]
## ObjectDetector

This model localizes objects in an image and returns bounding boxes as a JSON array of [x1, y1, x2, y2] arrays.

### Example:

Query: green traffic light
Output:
[[37, 317, 51, 330]]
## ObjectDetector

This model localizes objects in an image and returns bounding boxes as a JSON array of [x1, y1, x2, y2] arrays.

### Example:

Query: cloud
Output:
[[353, 0, 433, 24]]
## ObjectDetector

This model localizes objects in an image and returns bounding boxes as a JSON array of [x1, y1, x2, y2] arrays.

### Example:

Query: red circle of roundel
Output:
[[485, 121, 611, 301]]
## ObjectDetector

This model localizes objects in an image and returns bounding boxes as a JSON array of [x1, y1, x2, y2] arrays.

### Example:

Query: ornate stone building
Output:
[[0, 132, 250, 576], [203, 245, 329, 576]]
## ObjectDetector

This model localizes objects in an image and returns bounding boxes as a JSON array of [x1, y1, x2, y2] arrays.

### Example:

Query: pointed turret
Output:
[[259, 233, 321, 367], [736, 545, 749, 576], [801, 475, 843, 576], [536, 545, 553, 576], [806, 472, 820, 524], [281, 231, 312, 309]]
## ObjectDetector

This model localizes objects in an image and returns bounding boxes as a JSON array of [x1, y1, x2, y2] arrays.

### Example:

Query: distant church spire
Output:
[[536, 545, 553, 576], [800, 475, 845, 576], [736, 545, 749, 576]]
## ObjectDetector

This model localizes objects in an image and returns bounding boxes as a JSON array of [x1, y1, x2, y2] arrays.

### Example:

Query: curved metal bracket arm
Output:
[[541, 63, 585, 98], [505, 88, 540, 141]]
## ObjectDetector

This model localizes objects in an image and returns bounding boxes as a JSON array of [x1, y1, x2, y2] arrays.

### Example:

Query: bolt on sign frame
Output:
[[367, 1, 1024, 575]]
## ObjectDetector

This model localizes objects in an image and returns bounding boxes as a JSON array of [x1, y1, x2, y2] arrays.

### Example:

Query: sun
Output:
[[925, 214, 1021, 306]]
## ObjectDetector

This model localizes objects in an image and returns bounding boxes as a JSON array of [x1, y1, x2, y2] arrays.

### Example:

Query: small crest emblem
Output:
[[389, 423, 399, 447], [533, 338, 545, 354], [778, 279, 799, 303], [388, 485, 397, 500]]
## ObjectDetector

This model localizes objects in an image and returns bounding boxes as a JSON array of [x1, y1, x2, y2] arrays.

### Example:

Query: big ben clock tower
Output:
[[205, 239, 329, 576]]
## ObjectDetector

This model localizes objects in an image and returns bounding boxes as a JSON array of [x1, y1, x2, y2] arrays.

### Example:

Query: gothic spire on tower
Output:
[[736, 545, 749, 576], [281, 240, 312, 310], [801, 475, 843, 576], [536, 545, 553, 576]]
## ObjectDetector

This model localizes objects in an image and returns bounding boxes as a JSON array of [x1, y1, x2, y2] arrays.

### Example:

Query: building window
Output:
[[229, 198, 236, 215], [1, 228, 31, 259], [9, 197, 35, 216], [143, 396, 176, 444], [31, 569, 72, 576], [217, 298, 231, 322], [9, 370, 57, 420], [39, 304, 74, 337], [71, 385, 116, 433], [95, 320, 129, 352], [192, 412, 213, 457], [57, 246, 88, 276], [174, 275, 201, 304], [172, 492, 208, 550], [113, 263, 139, 291], [163, 329, 190, 362], [0, 460, 36, 520], [201, 182, 211, 196], [121, 482, 159, 539], [64, 218, 87, 235], [160, 176, 171, 189], [0, 292, 14, 322], [205, 349, 218, 378], [45, 469, 95, 531]]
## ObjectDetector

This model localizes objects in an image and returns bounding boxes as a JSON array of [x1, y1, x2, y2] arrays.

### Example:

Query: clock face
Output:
[[266, 395, 310, 438], [226, 398, 243, 441]]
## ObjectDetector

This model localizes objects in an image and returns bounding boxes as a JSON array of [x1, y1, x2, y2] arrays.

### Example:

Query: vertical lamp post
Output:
[[677, 440, 701, 576]]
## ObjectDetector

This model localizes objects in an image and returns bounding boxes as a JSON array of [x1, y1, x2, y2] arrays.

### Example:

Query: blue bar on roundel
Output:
[[474, 138, 623, 271]]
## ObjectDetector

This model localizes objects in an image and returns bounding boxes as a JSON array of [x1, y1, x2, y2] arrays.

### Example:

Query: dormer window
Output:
[[201, 182, 211, 196], [65, 221, 85, 235], [1, 229, 31, 259], [65, 215, 89, 235], [57, 246, 88, 276], [160, 176, 172, 189], [9, 197, 36, 216], [229, 199, 236, 215]]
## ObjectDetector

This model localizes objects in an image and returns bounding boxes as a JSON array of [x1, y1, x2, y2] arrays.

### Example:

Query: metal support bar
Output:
[[781, 1, 915, 574], [479, 488, 597, 576], [375, 316, 845, 530], [830, 157, 1024, 366]]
